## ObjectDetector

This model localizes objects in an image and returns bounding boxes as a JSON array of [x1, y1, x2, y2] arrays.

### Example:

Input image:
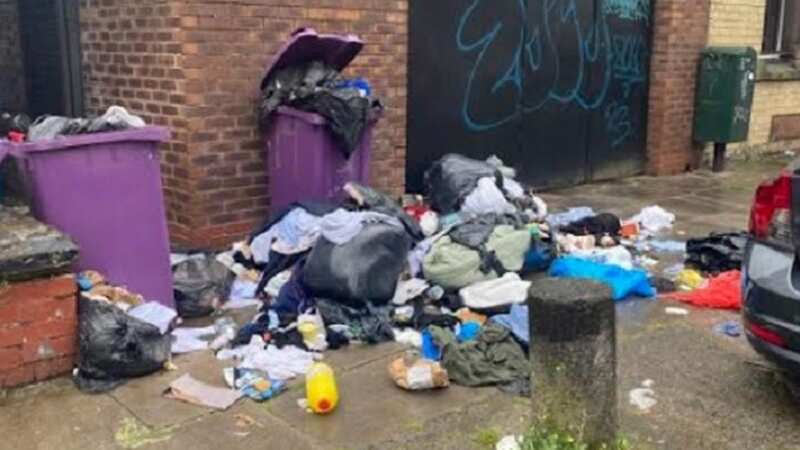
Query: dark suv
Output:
[[743, 165, 800, 373]]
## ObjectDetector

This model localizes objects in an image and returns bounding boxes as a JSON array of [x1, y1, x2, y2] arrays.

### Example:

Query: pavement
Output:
[[3, 157, 800, 450]]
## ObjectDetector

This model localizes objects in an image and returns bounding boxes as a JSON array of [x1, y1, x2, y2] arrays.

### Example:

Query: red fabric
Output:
[[7, 132, 25, 143], [666, 270, 742, 310]]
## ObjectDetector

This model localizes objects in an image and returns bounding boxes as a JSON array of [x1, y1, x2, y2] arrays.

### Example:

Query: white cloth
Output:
[[420, 211, 440, 237], [229, 278, 258, 301], [461, 177, 516, 215], [571, 246, 634, 270], [263, 270, 292, 298], [394, 328, 423, 348], [459, 273, 531, 309], [218, 336, 314, 381], [631, 205, 675, 233], [392, 278, 430, 305]]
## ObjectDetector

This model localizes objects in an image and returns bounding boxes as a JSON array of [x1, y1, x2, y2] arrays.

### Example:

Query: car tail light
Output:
[[746, 321, 787, 348], [749, 171, 792, 242]]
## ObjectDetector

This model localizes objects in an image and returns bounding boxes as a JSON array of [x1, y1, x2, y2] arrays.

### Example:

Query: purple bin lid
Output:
[[260, 27, 364, 89], [10, 126, 170, 154]]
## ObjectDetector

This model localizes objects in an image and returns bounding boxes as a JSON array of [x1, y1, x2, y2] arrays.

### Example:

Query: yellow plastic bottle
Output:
[[306, 362, 339, 414]]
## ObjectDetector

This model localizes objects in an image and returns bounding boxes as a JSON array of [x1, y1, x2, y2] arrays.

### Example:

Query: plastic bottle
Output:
[[305, 362, 338, 414]]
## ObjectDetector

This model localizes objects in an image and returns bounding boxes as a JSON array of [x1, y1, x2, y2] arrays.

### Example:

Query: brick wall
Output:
[[79, 0, 193, 243], [176, 1, 408, 248], [0, 275, 77, 388], [647, 0, 711, 174], [0, 0, 26, 112], [708, 0, 800, 154], [81, 0, 408, 249]]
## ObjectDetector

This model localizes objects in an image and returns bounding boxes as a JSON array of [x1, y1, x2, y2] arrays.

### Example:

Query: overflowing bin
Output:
[[260, 28, 379, 212], [5, 127, 174, 306]]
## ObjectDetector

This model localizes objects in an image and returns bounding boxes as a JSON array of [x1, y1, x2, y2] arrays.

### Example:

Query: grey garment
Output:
[[449, 214, 525, 249], [28, 106, 145, 141], [429, 322, 530, 388], [314, 297, 394, 344], [320, 209, 403, 245]]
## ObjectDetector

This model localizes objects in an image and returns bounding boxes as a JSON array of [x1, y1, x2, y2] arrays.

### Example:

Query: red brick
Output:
[[32, 356, 73, 382], [1, 364, 34, 388], [0, 348, 22, 371]]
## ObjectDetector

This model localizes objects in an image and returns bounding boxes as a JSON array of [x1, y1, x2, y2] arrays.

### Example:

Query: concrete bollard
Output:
[[528, 277, 617, 445]]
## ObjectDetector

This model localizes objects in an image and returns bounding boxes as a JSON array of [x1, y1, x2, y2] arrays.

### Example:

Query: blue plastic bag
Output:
[[421, 329, 441, 360], [549, 257, 656, 301]]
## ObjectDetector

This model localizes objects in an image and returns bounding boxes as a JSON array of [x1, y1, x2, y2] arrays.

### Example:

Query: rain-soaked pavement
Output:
[[2, 158, 800, 450]]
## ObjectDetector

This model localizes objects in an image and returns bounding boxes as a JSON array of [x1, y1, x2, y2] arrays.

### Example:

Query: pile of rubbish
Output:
[[67, 152, 748, 412], [0, 106, 145, 143]]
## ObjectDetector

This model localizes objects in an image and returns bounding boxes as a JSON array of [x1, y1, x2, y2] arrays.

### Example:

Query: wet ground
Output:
[[2, 158, 800, 450]]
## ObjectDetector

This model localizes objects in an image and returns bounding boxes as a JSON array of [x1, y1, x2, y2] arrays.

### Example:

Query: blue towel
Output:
[[549, 257, 656, 301]]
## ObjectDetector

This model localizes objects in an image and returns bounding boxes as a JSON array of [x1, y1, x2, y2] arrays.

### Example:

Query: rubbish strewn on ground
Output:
[[629, 379, 657, 411], [667, 271, 742, 310], [665, 307, 690, 316], [714, 320, 743, 337], [165, 374, 243, 410], [388, 351, 450, 390]]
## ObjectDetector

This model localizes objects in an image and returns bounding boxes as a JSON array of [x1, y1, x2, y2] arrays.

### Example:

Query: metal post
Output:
[[529, 278, 617, 446], [713, 142, 727, 172]]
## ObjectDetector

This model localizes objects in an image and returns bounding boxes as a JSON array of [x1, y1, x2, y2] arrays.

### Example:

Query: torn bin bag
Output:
[[74, 297, 171, 393], [425, 154, 499, 214], [303, 222, 411, 307]]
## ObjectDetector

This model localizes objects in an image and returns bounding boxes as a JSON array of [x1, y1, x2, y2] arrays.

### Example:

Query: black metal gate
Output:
[[407, 0, 652, 191]]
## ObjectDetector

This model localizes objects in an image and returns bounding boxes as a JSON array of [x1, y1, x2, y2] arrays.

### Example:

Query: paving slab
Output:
[[109, 350, 231, 427], [0, 379, 133, 450], [265, 353, 497, 450]]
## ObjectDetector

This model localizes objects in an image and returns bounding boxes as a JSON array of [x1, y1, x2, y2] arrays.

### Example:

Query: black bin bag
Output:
[[424, 154, 499, 215], [74, 297, 171, 393], [302, 223, 411, 308]]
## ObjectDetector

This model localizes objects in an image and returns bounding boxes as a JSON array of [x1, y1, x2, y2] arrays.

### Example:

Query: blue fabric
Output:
[[491, 304, 530, 344], [549, 257, 656, 301], [421, 329, 441, 361], [336, 78, 372, 96], [713, 320, 742, 337], [77, 275, 93, 291], [457, 322, 481, 343]]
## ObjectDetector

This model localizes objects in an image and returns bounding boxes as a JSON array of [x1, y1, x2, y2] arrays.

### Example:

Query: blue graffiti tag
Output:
[[611, 34, 648, 98], [603, 0, 650, 23], [604, 101, 634, 148], [457, 0, 614, 131]]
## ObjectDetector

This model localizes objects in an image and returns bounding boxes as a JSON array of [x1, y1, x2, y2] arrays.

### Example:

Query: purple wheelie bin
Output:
[[262, 28, 377, 212], [12, 127, 174, 307]]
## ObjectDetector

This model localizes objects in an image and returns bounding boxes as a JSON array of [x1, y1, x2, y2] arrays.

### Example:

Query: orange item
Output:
[[456, 308, 487, 325], [666, 270, 741, 310], [620, 221, 640, 237]]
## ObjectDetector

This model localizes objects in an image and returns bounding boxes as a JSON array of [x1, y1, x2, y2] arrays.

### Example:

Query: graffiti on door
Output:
[[457, 0, 649, 148]]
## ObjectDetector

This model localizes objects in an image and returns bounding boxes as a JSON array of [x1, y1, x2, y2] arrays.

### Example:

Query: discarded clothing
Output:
[[546, 207, 595, 229], [423, 236, 496, 290], [549, 257, 656, 301], [686, 232, 747, 273], [631, 205, 675, 234], [263, 270, 292, 298], [221, 336, 315, 381], [251, 208, 323, 264], [560, 213, 621, 237], [455, 308, 487, 325], [491, 304, 530, 345], [570, 246, 634, 270], [425, 154, 499, 214], [74, 298, 171, 393], [457, 322, 482, 343], [271, 261, 313, 318], [666, 270, 742, 310], [429, 322, 530, 388], [522, 236, 557, 273], [461, 177, 516, 216], [647, 240, 687, 253], [343, 182, 424, 241], [303, 222, 411, 307], [315, 298, 395, 344], [230, 368, 287, 401], [249, 202, 338, 243], [486, 225, 532, 273], [460, 273, 531, 310], [421, 329, 442, 361], [388, 352, 449, 390], [449, 215, 504, 249], [27, 106, 145, 141], [392, 278, 430, 305], [255, 251, 307, 297], [394, 328, 423, 348], [556, 233, 598, 253], [420, 211, 440, 237], [166, 374, 242, 410], [229, 278, 259, 301], [320, 209, 403, 245]]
